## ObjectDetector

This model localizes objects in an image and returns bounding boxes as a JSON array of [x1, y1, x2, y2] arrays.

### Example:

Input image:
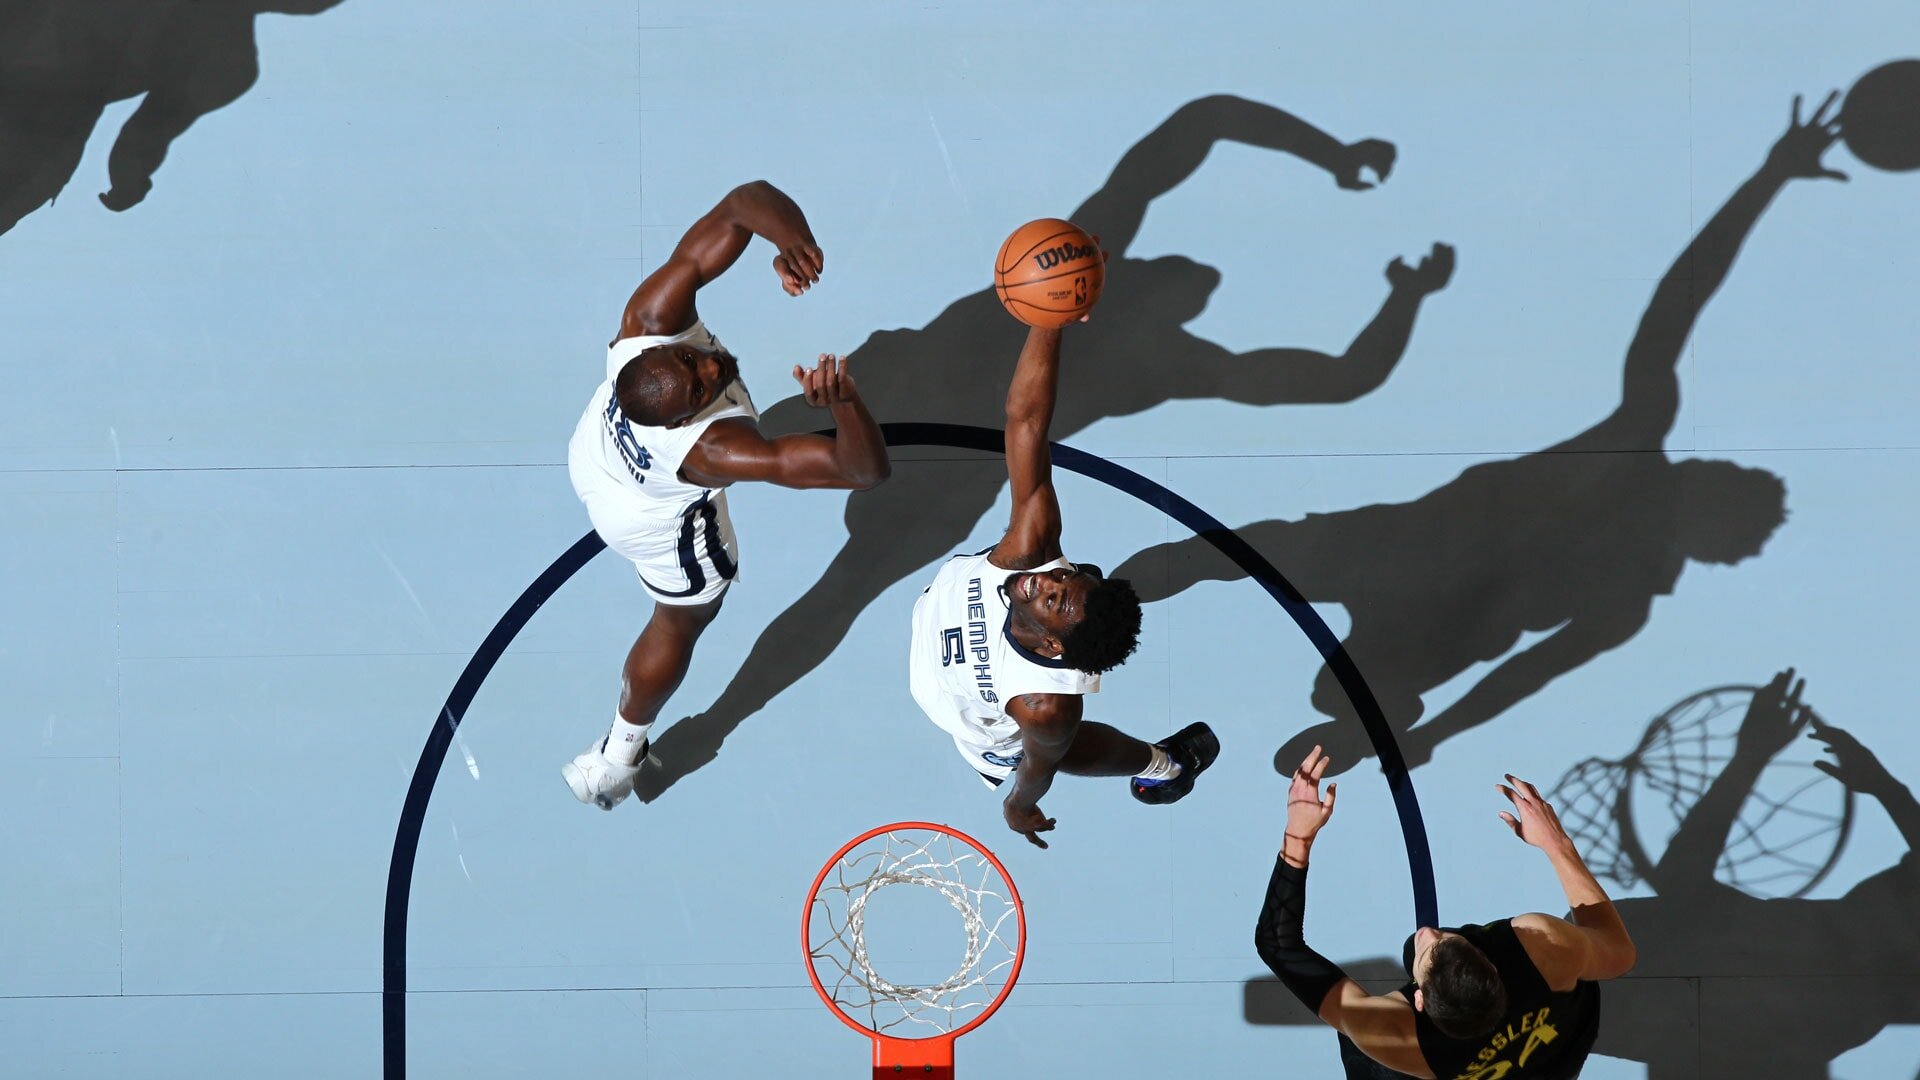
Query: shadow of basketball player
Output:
[[1243, 670, 1920, 1080], [0, 0, 341, 237], [635, 95, 1454, 800], [1113, 94, 1872, 779], [1584, 671, 1920, 1079]]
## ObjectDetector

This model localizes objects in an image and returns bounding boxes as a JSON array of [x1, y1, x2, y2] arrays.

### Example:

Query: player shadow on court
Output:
[[1108, 102, 1847, 781], [0, 0, 342, 238], [634, 94, 1456, 802], [1244, 671, 1920, 1080]]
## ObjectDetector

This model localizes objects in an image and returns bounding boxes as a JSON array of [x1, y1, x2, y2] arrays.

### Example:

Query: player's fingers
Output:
[[1321, 782, 1338, 817], [804, 242, 825, 277], [1497, 783, 1521, 807], [1814, 89, 1841, 125], [1498, 811, 1521, 836]]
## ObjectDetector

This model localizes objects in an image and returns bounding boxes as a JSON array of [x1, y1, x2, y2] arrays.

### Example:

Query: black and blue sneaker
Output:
[[1129, 722, 1220, 805]]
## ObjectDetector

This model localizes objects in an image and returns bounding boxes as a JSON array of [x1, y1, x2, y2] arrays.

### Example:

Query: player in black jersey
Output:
[[1256, 747, 1637, 1079]]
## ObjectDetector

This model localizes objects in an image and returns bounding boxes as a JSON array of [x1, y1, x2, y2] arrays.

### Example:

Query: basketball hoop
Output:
[[803, 822, 1026, 1078]]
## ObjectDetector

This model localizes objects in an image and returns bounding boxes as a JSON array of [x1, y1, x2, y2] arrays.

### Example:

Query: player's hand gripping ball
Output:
[[994, 218, 1105, 327]]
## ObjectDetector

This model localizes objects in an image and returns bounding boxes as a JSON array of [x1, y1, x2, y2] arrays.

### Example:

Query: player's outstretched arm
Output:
[[1072, 95, 1394, 256], [989, 326, 1066, 569], [1810, 717, 1920, 854], [681, 355, 889, 491], [619, 180, 823, 339], [1498, 775, 1637, 985], [1648, 670, 1811, 892], [1554, 92, 1845, 455], [1257, 747, 1433, 1077], [1001, 693, 1081, 849], [1208, 243, 1454, 406]]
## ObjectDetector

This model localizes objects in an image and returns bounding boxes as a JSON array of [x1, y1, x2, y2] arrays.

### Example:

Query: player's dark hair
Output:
[[613, 347, 684, 427], [1422, 937, 1507, 1040], [1058, 575, 1142, 676]]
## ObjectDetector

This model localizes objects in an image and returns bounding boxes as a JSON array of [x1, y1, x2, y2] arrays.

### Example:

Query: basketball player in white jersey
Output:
[[910, 318, 1220, 848], [563, 180, 891, 809]]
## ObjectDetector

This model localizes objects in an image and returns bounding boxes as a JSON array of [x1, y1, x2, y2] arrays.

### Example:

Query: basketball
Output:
[[993, 218, 1105, 327], [1841, 59, 1920, 172]]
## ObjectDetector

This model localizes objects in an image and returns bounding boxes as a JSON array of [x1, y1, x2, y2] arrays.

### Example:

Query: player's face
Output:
[[664, 346, 741, 428], [1005, 566, 1099, 649]]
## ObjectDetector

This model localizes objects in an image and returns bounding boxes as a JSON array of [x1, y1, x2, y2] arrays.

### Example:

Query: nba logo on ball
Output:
[[995, 218, 1106, 327]]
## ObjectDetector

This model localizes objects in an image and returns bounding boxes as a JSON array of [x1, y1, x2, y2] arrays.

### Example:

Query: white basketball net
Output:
[[808, 828, 1021, 1038]]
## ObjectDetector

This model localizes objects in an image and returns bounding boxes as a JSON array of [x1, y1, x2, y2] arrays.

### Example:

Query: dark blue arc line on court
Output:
[[381, 422, 1436, 1078]]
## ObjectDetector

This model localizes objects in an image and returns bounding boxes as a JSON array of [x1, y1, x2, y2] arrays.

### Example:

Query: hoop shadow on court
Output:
[[636, 94, 1455, 802], [0, 0, 341, 238], [1242, 670, 1920, 1080]]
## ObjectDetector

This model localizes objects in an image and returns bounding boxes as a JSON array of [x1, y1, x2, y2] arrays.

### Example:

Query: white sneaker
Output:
[[561, 737, 641, 810]]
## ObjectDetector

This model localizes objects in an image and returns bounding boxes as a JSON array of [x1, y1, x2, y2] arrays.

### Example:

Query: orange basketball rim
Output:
[[803, 821, 1028, 1078]]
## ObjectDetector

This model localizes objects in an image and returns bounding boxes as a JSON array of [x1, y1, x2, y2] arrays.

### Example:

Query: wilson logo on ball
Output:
[[1031, 241, 1098, 271]]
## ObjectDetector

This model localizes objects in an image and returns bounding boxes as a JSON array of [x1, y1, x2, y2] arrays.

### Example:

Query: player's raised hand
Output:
[[1765, 91, 1848, 183], [1734, 668, 1814, 760], [774, 237, 825, 296], [1004, 801, 1057, 849], [1497, 774, 1575, 857], [1286, 744, 1339, 843], [791, 354, 860, 406], [1809, 717, 1901, 799]]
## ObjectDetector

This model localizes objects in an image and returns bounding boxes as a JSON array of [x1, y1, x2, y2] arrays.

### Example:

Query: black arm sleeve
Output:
[[1254, 854, 1350, 1014]]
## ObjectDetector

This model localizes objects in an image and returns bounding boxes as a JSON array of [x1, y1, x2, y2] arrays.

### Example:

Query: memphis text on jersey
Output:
[[939, 575, 998, 703], [1451, 1005, 1561, 1080]]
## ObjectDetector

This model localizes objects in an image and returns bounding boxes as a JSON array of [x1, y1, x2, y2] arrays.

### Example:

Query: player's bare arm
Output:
[[989, 325, 1067, 570], [1497, 775, 1637, 988], [621, 179, 824, 340], [681, 354, 889, 491], [1000, 691, 1082, 849]]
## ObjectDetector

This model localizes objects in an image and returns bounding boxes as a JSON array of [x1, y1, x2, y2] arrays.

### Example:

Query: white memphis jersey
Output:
[[910, 549, 1101, 761], [568, 320, 759, 523]]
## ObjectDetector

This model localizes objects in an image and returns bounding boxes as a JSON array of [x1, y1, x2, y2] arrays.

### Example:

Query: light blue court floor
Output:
[[6, 2, 1920, 1077]]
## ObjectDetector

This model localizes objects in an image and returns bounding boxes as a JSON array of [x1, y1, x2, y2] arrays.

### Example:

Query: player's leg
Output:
[[620, 595, 726, 727], [1056, 721, 1153, 776], [564, 597, 723, 810], [563, 475, 738, 808], [1058, 720, 1222, 805]]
